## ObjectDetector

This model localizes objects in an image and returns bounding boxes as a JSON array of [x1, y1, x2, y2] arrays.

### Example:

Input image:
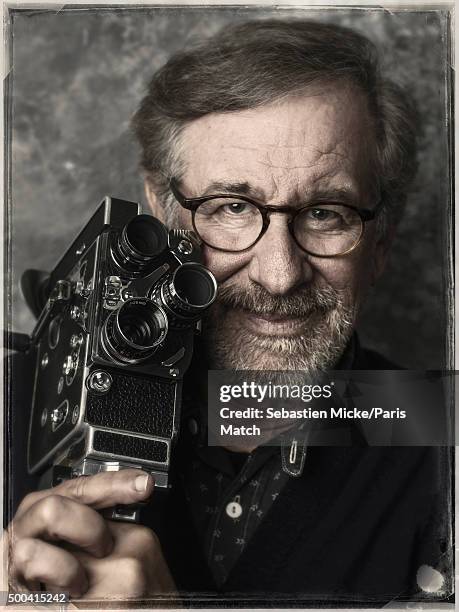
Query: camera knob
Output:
[[177, 239, 193, 255], [87, 370, 113, 393]]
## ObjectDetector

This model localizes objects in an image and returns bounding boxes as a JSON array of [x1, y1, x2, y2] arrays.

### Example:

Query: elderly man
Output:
[[7, 19, 447, 605]]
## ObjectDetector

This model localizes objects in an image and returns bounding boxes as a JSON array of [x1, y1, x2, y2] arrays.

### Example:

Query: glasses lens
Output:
[[294, 204, 363, 256], [194, 198, 263, 251]]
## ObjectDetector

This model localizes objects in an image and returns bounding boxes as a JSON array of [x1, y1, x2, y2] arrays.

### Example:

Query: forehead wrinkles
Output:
[[182, 140, 354, 196], [179, 86, 374, 197], [258, 140, 350, 175], [258, 141, 353, 196]]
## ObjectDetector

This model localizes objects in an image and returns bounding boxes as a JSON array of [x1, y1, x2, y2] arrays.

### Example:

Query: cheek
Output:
[[202, 246, 250, 282], [312, 248, 374, 295]]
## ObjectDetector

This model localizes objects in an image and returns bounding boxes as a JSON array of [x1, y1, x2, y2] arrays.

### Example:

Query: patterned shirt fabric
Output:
[[180, 438, 291, 586], [177, 337, 356, 586]]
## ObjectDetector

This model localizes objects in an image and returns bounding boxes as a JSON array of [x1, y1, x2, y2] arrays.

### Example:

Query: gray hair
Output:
[[132, 19, 419, 232]]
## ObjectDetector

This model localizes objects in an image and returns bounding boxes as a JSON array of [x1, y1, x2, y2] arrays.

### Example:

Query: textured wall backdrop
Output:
[[7, 6, 452, 369]]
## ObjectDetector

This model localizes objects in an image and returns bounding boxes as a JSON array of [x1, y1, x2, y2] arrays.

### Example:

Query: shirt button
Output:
[[188, 418, 199, 435], [226, 500, 243, 518]]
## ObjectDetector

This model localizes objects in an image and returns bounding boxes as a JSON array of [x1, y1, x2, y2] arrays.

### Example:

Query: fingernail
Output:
[[134, 473, 149, 493]]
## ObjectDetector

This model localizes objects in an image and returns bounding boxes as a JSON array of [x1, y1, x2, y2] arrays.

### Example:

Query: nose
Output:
[[247, 214, 313, 295]]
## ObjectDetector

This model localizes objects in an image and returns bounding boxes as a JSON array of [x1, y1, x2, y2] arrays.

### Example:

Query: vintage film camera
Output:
[[22, 197, 217, 519]]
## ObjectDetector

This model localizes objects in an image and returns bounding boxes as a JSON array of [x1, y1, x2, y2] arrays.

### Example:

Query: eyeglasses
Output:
[[169, 179, 383, 258]]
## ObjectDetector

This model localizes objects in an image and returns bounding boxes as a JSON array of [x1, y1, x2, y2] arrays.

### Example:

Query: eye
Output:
[[307, 208, 340, 222], [222, 202, 252, 215], [300, 205, 356, 232], [196, 198, 259, 225]]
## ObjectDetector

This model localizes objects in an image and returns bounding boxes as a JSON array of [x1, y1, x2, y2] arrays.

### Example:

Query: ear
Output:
[[371, 224, 396, 285], [144, 178, 167, 224]]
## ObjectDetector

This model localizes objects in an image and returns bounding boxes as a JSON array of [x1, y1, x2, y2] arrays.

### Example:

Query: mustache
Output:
[[213, 282, 343, 318]]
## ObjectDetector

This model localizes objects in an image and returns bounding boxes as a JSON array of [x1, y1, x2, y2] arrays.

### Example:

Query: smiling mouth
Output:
[[235, 308, 317, 337]]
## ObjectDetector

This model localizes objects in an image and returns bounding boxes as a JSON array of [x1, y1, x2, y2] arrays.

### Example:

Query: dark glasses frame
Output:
[[169, 178, 384, 258]]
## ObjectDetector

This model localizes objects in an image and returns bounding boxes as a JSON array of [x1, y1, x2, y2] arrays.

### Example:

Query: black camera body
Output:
[[25, 197, 217, 516]]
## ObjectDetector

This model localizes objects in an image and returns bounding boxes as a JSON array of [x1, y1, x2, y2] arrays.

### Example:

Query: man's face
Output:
[[148, 82, 388, 372]]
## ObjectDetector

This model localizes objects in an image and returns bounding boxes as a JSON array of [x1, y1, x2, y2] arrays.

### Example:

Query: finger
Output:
[[16, 469, 154, 516], [73, 554, 151, 599], [98, 524, 177, 595], [11, 537, 88, 598], [11, 495, 113, 558], [106, 522, 159, 558]]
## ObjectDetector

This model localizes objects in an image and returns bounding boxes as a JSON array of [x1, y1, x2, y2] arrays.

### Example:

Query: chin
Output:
[[203, 306, 355, 374]]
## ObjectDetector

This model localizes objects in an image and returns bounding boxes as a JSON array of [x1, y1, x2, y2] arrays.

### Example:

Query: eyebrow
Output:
[[201, 181, 361, 206], [305, 187, 360, 206], [202, 181, 266, 199]]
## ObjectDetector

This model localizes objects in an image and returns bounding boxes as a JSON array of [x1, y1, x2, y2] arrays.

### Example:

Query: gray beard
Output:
[[202, 281, 355, 374]]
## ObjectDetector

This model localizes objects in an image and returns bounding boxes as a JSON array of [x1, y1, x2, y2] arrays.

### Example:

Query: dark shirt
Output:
[[181, 439, 291, 586], [8, 338, 452, 606], [178, 337, 358, 586], [150, 339, 452, 606]]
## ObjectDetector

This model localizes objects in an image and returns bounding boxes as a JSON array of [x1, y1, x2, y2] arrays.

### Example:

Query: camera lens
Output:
[[156, 263, 217, 321], [102, 298, 168, 363], [125, 216, 167, 256], [112, 215, 168, 276], [118, 311, 160, 348], [174, 264, 217, 307]]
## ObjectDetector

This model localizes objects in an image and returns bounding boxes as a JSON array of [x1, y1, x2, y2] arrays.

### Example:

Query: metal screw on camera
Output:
[[79, 281, 92, 299], [70, 333, 83, 348], [41, 353, 49, 369], [62, 355, 74, 376], [51, 407, 64, 424], [178, 239, 193, 255], [72, 405, 79, 424], [122, 288, 135, 301], [169, 368, 179, 377], [70, 306, 81, 320], [40, 408, 47, 427], [87, 370, 113, 393]]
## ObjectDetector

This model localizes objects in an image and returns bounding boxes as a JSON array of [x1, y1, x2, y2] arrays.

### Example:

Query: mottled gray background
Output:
[[7, 6, 452, 369]]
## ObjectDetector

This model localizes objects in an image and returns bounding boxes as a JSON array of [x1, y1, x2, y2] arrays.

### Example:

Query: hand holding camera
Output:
[[7, 468, 177, 598]]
